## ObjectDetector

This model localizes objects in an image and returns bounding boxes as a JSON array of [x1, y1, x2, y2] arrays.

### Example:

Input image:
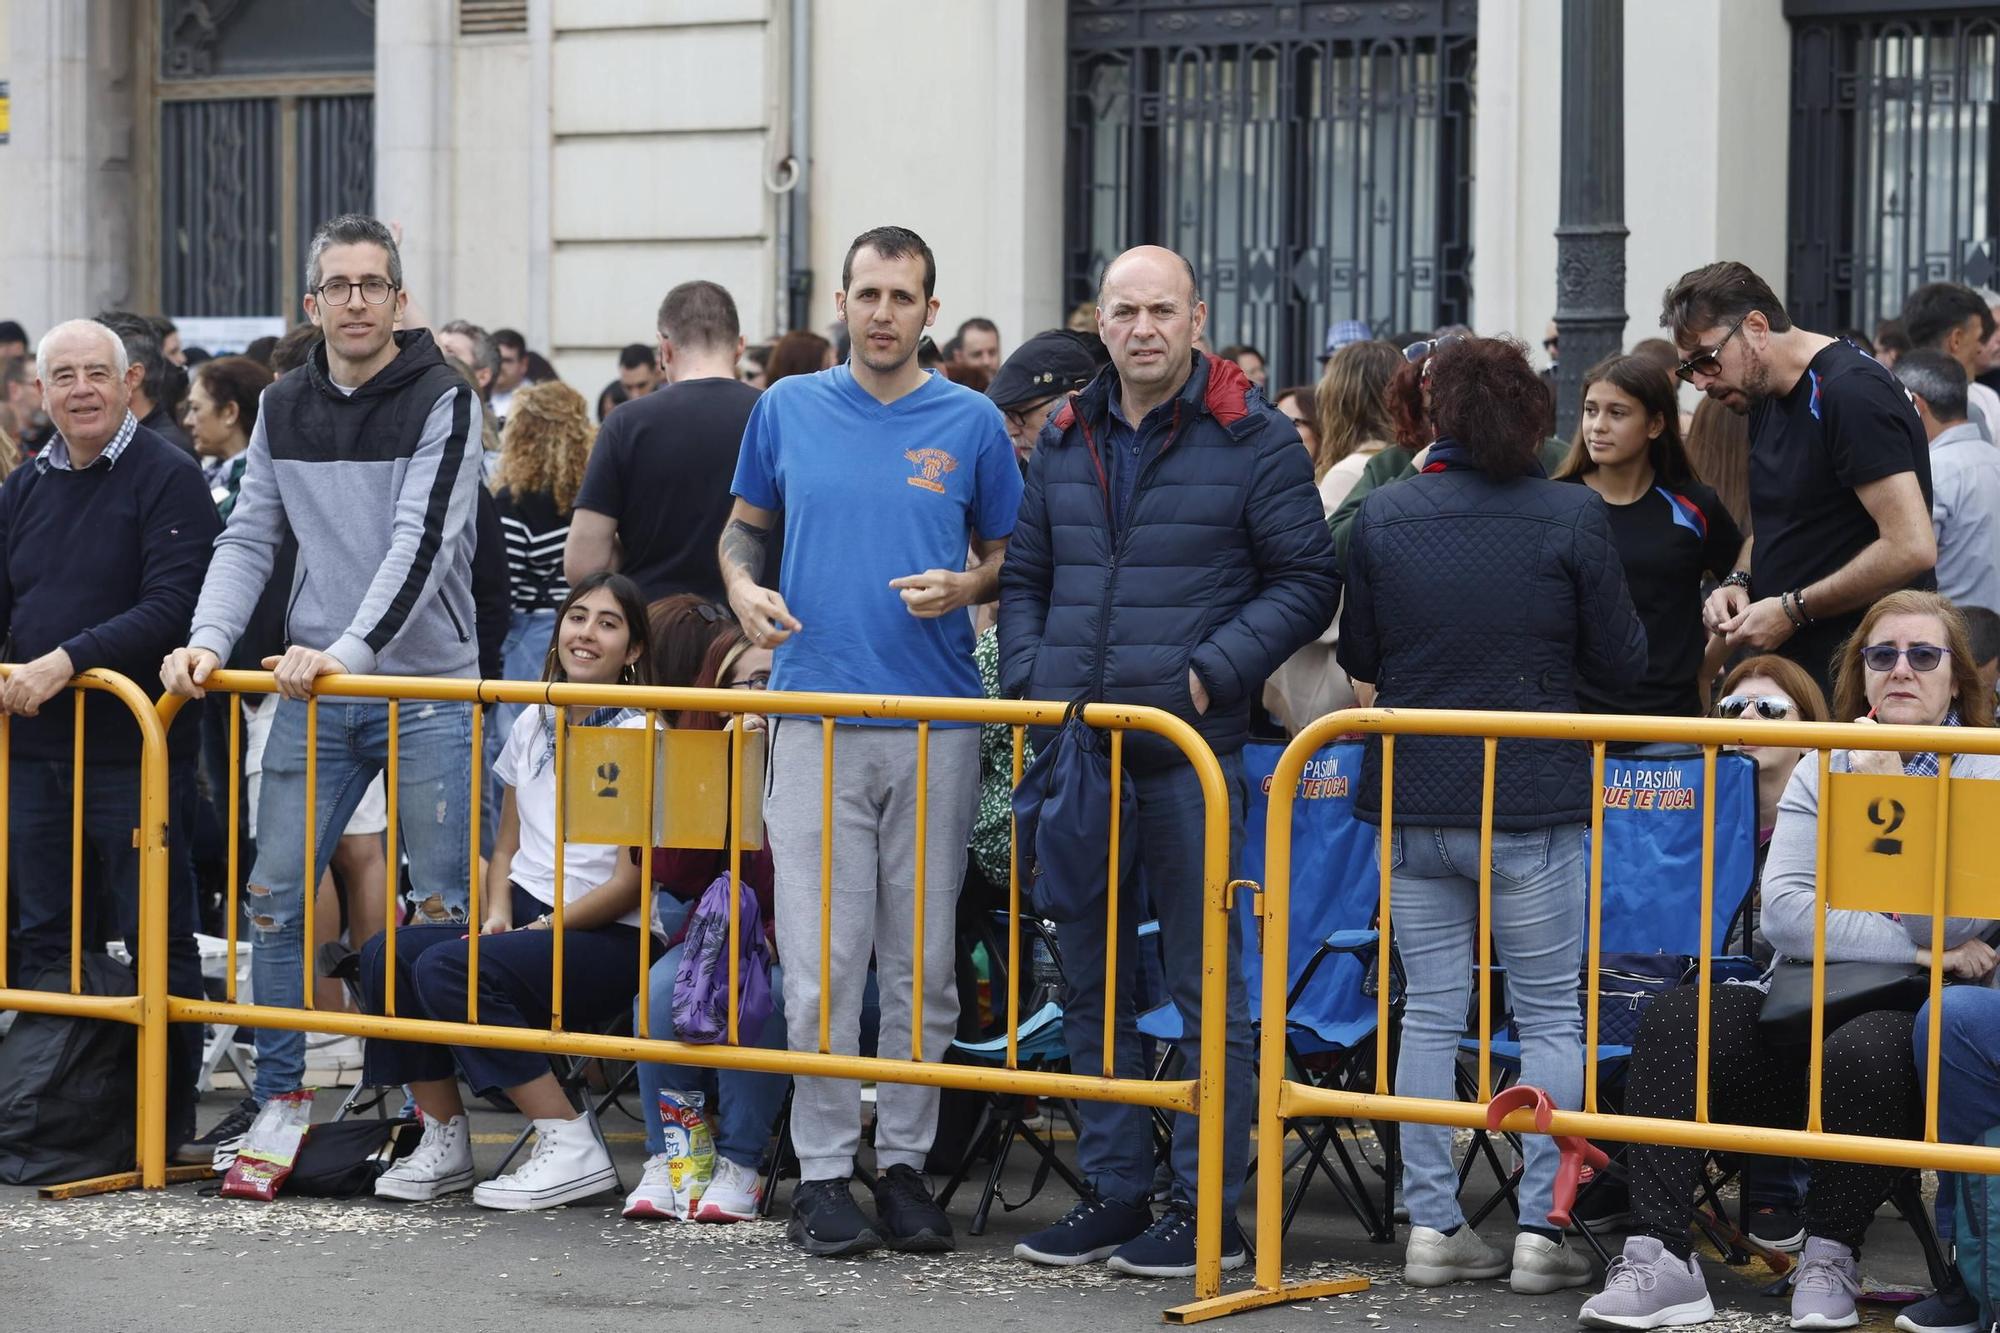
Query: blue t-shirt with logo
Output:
[[730, 364, 1024, 716]]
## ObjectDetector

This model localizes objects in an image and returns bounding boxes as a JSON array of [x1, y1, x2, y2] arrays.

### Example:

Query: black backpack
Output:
[[0, 955, 138, 1184]]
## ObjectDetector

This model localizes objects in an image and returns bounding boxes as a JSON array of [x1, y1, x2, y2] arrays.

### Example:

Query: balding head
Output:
[[1096, 246, 1207, 407], [1098, 245, 1201, 308], [36, 319, 127, 383]]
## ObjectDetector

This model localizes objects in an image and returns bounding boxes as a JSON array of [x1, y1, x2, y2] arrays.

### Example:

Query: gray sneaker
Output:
[[1789, 1236, 1861, 1330], [1403, 1223, 1508, 1287], [1579, 1236, 1716, 1330]]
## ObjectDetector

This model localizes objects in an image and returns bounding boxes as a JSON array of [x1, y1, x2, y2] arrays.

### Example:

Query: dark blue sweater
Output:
[[0, 424, 219, 763]]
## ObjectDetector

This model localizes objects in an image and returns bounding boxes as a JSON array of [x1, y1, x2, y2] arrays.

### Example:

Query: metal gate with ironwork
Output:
[[1065, 0, 1477, 383], [151, 0, 376, 319], [1787, 1, 2000, 334]]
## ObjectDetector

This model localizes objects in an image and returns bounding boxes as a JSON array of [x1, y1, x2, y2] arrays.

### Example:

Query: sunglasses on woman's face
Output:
[[1717, 694, 1794, 721], [1861, 643, 1949, 673]]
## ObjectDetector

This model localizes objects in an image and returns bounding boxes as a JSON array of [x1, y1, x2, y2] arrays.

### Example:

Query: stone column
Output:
[[1552, 0, 1627, 439]]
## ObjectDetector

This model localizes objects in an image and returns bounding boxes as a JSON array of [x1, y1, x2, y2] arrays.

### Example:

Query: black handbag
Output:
[[1756, 959, 1932, 1048]]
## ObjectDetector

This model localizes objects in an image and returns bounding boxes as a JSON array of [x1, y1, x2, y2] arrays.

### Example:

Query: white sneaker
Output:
[[693, 1155, 763, 1223], [374, 1113, 475, 1201], [472, 1114, 619, 1212], [1404, 1223, 1510, 1287], [622, 1154, 681, 1221], [1511, 1231, 1594, 1294]]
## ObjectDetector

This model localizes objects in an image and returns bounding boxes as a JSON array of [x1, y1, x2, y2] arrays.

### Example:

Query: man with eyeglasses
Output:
[[1666, 260, 1936, 698], [161, 212, 484, 1164], [985, 329, 1104, 465]]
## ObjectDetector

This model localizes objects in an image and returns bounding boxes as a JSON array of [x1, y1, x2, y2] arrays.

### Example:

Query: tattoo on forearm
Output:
[[720, 518, 769, 584]]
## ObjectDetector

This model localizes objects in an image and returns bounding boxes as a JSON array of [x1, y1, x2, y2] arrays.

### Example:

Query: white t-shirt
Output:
[[1967, 380, 2000, 443], [493, 706, 644, 928]]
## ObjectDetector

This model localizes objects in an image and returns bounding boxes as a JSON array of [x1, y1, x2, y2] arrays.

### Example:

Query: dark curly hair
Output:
[[1384, 357, 1430, 450], [1424, 337, 1547, 480]]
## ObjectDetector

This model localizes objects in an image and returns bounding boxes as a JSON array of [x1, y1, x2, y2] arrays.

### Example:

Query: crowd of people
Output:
[[7, 213, 2000, 1328]]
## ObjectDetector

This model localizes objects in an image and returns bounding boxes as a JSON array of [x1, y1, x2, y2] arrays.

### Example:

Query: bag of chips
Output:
[[220, 1089, 316, 1201], [655, 1088, 715, 1220]]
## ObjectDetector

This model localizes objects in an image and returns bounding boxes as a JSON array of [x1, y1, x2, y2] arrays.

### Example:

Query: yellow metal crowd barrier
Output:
[[0, 667, 176, 1193], [1198, 706, 2000, 1323], [144, 669, 1239, 1310]]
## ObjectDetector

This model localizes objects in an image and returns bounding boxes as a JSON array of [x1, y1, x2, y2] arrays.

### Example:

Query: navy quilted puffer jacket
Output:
[[1336, 456, 1647, 829], [998, 353, 1339, 768]]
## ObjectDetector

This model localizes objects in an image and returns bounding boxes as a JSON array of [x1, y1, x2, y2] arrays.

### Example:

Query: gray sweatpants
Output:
[[766, 719, 980, 1181]]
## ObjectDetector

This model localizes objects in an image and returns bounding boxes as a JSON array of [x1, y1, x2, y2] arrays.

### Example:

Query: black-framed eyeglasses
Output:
[[1674, 314, 1749, 383], [1004, 396, 1059, 434], [1403, 332, 1467, 364], [690, 601, 731, 625], [1716, 694, 1795, 721], [1861, 643, 1949, 673], [314, 277, 397, 307], [727, 671, 770, 691]]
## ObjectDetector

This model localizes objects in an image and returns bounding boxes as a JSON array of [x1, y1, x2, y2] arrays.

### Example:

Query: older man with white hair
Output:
[[0, 317, 218, 1161]]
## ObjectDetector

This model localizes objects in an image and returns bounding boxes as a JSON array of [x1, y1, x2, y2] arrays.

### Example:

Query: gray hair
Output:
[[305, 213, 403, 294], [1893, 348, 1969, 424], [36, 319, 130, 382], [439, 319, 500, 384]]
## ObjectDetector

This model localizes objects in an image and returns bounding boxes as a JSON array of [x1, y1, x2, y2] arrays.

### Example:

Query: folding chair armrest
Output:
[[1287, 929, 1381, 1010]]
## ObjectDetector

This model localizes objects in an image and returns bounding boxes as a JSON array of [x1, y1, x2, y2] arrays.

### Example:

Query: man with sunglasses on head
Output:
[[160, 213, 484, 1163], [1667, 261, 1936, 699]]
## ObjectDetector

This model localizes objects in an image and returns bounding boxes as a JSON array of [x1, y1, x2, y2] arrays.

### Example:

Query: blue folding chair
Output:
[[1453, 747, 1760, 1258]]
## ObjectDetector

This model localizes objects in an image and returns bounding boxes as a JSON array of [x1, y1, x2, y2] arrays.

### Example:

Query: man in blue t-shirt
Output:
[[719, 225, 1023, 1259]]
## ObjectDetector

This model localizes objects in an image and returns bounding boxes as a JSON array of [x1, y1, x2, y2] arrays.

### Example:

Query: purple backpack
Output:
[[671, 874, 776, 1044]]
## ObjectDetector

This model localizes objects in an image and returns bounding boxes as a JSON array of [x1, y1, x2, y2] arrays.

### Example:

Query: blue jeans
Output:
[[6, 758, 206, 1147], [1054, 752, 1252, 1214], [482, 608, 558, 856], [1916, 987, 2000, 1242], [248, 697, 474, 1102], [636, 900, 791, 1167], [1390, 822, 1587, 1232]]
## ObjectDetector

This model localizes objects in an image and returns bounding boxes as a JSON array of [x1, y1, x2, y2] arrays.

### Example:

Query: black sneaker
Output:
[[173, 1096, 259, 1168], [872, 1164, 954, 1252], [788, 1177, 884, 1257], [1745, 1204, 1806, 1254], [1106, 1201, 1247, 1279], [1015, 1196, 1153, 1266], [1894, 1271, 1982, 1333]]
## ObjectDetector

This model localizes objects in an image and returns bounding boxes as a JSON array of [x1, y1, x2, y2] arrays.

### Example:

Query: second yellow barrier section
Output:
[[155, 669, 1239, 1310]]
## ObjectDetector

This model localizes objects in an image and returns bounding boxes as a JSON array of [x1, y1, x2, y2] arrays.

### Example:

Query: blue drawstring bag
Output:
[[1010, 700, 1139, 923], [671, 874, 776, 1044]]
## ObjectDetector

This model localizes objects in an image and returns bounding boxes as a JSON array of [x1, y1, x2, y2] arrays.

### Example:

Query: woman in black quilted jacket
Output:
[[1338, 336, 1648, 1295]]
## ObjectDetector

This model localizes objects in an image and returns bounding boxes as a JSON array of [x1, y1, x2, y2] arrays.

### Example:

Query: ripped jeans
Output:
[[247, 696, 473, 1103]]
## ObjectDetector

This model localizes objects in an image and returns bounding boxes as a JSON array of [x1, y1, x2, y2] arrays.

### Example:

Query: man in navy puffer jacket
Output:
[[999, 245, 1339, 1277]]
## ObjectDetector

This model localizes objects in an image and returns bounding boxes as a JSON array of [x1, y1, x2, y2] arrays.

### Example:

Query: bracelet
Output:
[[1795, 587, 1812, 623], [1721, 570, 1752, 592], [1780, 590, 1807, 629]]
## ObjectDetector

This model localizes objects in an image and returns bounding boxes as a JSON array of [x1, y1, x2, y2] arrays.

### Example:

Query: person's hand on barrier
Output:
[[1844, 716, 1903, 777], [160, 646, 220, 699], [0, 648, 74, 717], [1720, 595, 1797, 652], [261, 646, 349, 701], [1188, 668, 1211, 716], [890, 568, 972, 620], [727, 584, 800, 650], [1922, 938, 2000, 980], [1703, 582, 1749, 635]]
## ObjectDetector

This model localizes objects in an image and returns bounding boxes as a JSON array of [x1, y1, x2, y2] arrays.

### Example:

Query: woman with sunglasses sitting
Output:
[[1581, 591, 2000, 1331]]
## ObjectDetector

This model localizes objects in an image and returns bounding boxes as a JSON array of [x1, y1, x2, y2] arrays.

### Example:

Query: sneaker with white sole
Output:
[[173, 1096, 260, 1170], [472, 1114, 619, 1211], [1512, 1231, 1594, 1294], [1579, 1236, 1716, 1330], [694, 1155, 763, 1223], [1789, 1236, 1861, 1330], [621, 1154, 682, 1221], [1404, 1224, 1509, 1287], [374, 1113, 475, 1202], [1894, 1271, 1982, 1333]]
